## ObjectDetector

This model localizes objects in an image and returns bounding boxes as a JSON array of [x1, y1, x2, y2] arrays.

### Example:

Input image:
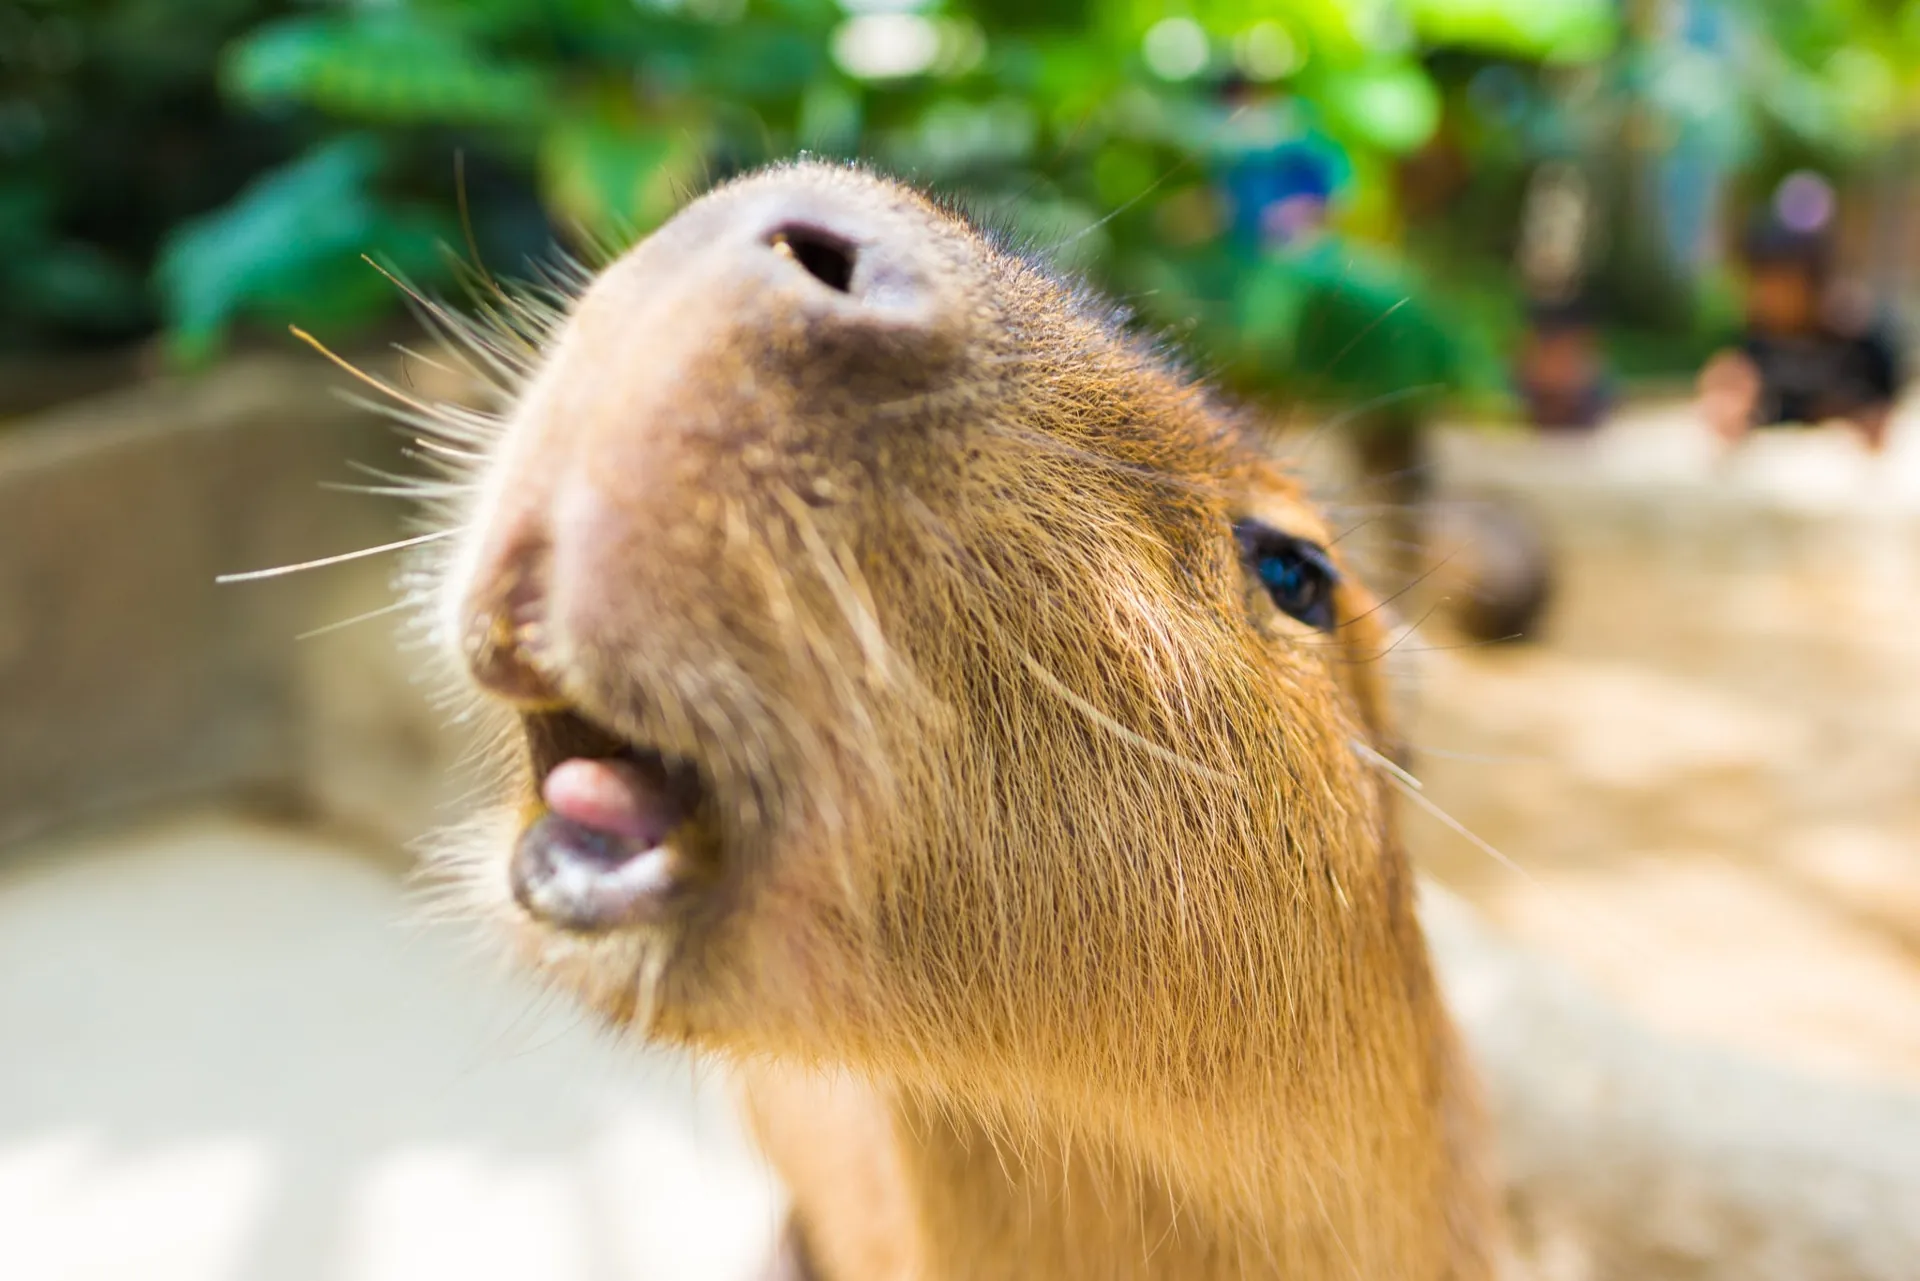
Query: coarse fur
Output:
[[411, 160, 1501, 1280]]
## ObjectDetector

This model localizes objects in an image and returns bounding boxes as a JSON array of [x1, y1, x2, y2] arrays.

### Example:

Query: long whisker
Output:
[[288, 326, 441, 420], [216, 527, 465, 583], [1337, 601, 1447, 666], [1335, 544, 1464, 632], [336, 459, 477, 497], [409, 434, 487, 462], [391, 342, 464, 377], [330, 391, 492, 460], [1350, 738, 1423, 791], [1053, 112, 1243, 250], [1339, 636, 1523, 657], [360, 256, 541, 393], [1357, 742, 1643, 961], [453, 149, 503, 301], [321, 478, 473, 500], [1017, 653, 1233, 786], [1282, 381, 1439, 478], [1386, 765, 1533, 885], [295, 597, 415, 641], [900, 487, 1229, 785], [1317, 296, 1410, 385]]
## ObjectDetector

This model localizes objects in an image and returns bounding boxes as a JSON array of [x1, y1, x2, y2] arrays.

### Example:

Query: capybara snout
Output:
[[449, 167, 990, 713], [443, 169, 1025, 956]]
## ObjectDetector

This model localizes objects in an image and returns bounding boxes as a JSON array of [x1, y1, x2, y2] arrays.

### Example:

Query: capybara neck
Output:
[[426, 159, 1499, 1279]]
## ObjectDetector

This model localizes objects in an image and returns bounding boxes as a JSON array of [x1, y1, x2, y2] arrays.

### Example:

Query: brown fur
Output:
[[420, 161, 1501, 1279]]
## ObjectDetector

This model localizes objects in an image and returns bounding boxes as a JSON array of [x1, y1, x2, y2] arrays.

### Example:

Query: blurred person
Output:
[[1513, 295, 1613, 431], [1697, 209, 1904, 454]]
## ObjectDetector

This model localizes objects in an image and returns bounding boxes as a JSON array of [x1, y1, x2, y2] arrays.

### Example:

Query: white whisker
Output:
[[1364, 750, 1645, 964], [1018, 652, 1232, 786], [296, 597, 415, 641], [216, 527, 465, 583], [1350, 739, 1422, 791]]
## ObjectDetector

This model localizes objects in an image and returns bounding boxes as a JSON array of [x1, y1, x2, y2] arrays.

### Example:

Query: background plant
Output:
[[4, 0, 1917, 406]]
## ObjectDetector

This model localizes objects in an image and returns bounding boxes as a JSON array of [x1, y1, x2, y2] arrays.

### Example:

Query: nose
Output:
[[614, 172, 950, 335]]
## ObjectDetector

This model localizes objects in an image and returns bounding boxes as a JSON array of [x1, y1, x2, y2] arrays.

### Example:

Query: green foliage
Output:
[[1236, 238, 1459, 397], [155, 136, 456, 365], [226, 14, 553, 125], [1312, 58, 1444, 155], [6, 0, 1916, 418], [539, 113, 708, 236], [1405, 0, 1617, 63], [0, 0, 310, 349], [0, 181, 147, 340]]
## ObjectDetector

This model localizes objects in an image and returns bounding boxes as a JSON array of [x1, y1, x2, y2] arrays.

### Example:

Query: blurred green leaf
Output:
[[0, 179, 147, 334], [224, 14, 552, 126], [1313, 59, 1442, 155], [1233, 237, 1460, 402], [538, 115, 707, 242], [797, 80, 864, 153], [973, 0, 1093, 35], [155, 136, 454, 364], [703, 23, 828, 102], [1404, 0, 1618, 63]]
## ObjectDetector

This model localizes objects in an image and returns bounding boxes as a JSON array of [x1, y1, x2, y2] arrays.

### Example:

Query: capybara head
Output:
[[428, 160, 1427, 1134]]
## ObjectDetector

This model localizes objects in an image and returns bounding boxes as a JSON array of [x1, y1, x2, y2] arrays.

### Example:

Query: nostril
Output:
[[463, 608, 567, 707], [770, 224, 857, 294], [460, 551, 568, 708]]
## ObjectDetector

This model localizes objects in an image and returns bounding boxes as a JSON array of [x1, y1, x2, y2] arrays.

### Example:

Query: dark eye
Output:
[[1234, 520, 1340, 632]]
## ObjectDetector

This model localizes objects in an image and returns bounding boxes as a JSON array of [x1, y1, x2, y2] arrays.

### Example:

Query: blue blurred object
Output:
[[1211, 94, 1350, 253], [1221, 140, 1343, 249]]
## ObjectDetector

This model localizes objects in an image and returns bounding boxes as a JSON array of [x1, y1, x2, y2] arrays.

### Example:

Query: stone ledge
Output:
[[0, 355, 460, 852], [1429, 404, 1920, 583]]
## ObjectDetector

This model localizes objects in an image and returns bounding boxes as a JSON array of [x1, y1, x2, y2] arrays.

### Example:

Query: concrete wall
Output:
[[0, 356, 456, 852], [1429, 405, 1920, 582]]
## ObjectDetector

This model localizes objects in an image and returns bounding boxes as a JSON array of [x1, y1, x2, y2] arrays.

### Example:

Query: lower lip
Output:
[[510, 812, 684, 933]]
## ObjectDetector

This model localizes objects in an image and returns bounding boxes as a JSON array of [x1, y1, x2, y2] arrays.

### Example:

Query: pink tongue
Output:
[[542, 757, 683, 845]]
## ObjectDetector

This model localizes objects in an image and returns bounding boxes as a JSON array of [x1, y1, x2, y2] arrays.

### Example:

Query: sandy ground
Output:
[[1405, 403, 1920, 1088], [3, 400, 1919, 1279], [0, 813, 784, 1281]]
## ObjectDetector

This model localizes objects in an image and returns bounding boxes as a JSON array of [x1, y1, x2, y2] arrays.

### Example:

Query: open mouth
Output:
[[512, 709, 710, 933]]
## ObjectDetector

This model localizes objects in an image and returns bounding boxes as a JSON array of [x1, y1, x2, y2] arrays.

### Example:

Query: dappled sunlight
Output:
[[0, 815, 783, 1281]]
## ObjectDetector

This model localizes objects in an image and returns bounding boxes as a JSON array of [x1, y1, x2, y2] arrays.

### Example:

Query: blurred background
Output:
[[2, 1, 1919, 1278]]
